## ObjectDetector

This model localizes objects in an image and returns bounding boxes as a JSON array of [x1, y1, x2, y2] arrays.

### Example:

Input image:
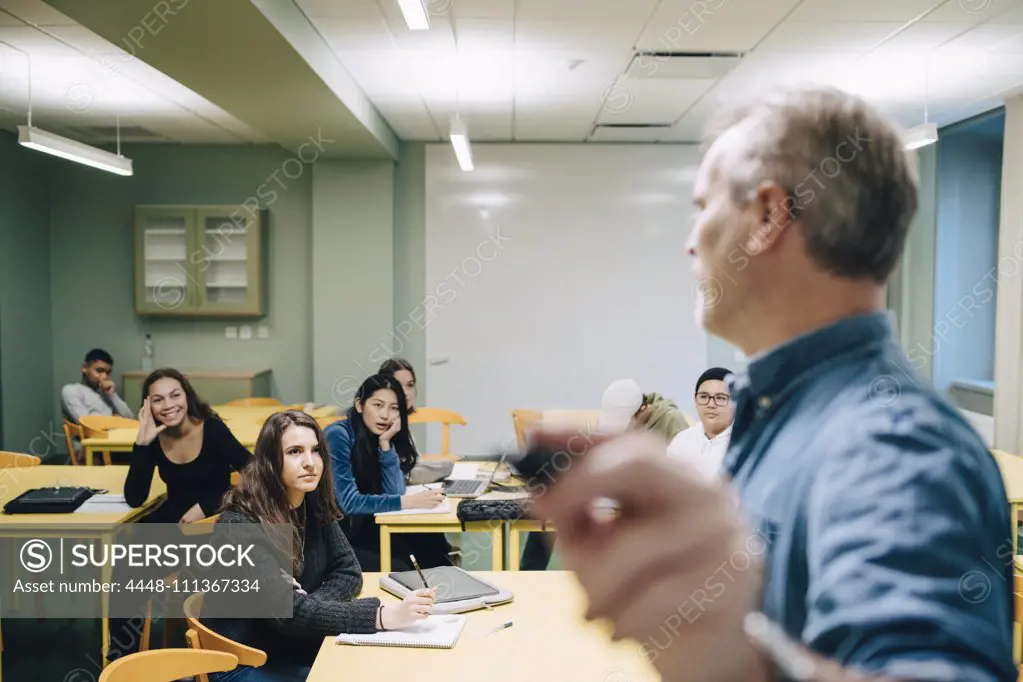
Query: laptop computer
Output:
[[442, 453, 507, 498]]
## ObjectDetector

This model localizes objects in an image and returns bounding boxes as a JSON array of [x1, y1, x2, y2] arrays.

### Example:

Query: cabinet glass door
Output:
[[196, 208, 260, 314], [135, 208, 197, 314]]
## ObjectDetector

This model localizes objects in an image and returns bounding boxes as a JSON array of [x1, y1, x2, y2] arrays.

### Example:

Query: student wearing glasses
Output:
[[666, 367, 734, 479]]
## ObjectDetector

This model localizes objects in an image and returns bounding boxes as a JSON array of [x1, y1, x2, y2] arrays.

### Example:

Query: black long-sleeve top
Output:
[[123, 418, 251, 522], [204, 503, 381, 665]]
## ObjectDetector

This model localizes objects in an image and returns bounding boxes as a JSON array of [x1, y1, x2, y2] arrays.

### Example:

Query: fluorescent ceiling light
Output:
[[397, 0, 430, 30], [18, 125, 133, 176], [449, 116, 474, 172], [904, 122, 938, 151]]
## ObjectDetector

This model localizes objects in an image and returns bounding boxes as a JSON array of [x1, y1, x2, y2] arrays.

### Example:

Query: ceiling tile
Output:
[[922, 0, 1023, 22], [637, 0, 801, 52], [868, 22, 972, 53], [589, 125, 670, 142], [596, 77, 714, 125], [451, 0, 514, 20], [789, 0, 942, 23], [515, 19, 640, 52], [0, 0, 77, 26], [455, 17, 513, 49], [516, 0, 659, 21], [757, 22, 907, 52], [943, 22, 1023, 48]]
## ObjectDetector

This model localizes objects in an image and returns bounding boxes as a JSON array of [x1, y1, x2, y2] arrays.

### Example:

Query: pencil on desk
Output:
[[410, 554, 430, 588]]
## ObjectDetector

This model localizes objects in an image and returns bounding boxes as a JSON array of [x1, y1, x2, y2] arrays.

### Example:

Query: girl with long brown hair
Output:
[[206, 410, 435, 681]]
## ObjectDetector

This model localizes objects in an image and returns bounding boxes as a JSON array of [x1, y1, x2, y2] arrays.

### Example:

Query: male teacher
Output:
[[532, 86, 1014, 682]]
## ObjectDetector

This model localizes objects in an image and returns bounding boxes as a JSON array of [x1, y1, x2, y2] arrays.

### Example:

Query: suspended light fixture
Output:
[[397, 0, 430, 30], [905, 55, 938, 151], [449, 114, 473, 171], [12, 48, 133, 175]]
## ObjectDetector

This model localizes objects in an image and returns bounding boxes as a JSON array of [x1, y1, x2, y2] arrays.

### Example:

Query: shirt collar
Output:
[[728, 310, 895, 407], [705, 423, 732, 442]]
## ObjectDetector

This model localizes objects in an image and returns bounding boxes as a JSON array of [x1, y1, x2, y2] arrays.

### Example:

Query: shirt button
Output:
[[758, 396, 772, 410]]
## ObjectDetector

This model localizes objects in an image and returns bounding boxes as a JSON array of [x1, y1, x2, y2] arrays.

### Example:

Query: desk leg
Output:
[[85, 447, 94, 467], [379, 528, 392, 574], [507, 530, 521, 571], [101, 534, 111, 667], [490, 527, 503, 571], [1014, 503, 1019, 558]]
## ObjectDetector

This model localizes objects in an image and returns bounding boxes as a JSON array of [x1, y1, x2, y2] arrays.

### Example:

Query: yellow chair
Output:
[[185, 592, 268, 682], [63, 419, 86, 465], [408, 408, 467, 458], [99, 649, 238, 682], [0, 451, 41, 468], [80, 415, 140, 467], [316, 415, 345, 429], [539, 409, 602, 432], [224, 398, 283, 407], [511, 410, 542, 450]]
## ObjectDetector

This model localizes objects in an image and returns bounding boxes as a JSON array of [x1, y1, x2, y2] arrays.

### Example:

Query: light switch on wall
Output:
[[239, 325, 252, 341], [257, 326, 270, 339], [225, 326, 238, 339]]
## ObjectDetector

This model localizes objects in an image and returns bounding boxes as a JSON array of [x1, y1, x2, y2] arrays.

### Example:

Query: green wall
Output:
[[0, 131, 55, 457], [311, 159, 396, 409], [48, 143, 314, 421], [393, 143, 427, 402]]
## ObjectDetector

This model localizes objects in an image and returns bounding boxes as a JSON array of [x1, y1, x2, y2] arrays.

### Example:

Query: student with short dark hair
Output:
[[205, 410, 435, 681], [324, 373, 452, 572], [666, 367, 735, 479], [61, 348, 134, 423]]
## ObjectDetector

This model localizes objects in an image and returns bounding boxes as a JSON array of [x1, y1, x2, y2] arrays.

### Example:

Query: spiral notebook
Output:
[[335, 614, 466, 649]]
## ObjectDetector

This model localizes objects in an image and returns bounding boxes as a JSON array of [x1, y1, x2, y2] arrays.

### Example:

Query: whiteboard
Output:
[[424, 143, 708, 455]]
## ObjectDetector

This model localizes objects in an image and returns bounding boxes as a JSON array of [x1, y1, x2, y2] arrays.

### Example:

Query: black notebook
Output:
[[387, 566, 500, 604]]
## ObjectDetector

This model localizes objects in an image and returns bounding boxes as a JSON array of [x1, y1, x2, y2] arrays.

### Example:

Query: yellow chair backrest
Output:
[[99, 649, 237, 682], [317, 415, 346, 429], [0, 451, 41, 468], [184, 593, 268, 678], [511, 410, 542, 450], [224, 398, 283, 407], [408, 407, 467, 457], [540, 409, 602, 433], [63, 419, 85, 466]]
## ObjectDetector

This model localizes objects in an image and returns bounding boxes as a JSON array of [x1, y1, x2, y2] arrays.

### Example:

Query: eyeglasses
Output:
[[696, 392, 730, 407]]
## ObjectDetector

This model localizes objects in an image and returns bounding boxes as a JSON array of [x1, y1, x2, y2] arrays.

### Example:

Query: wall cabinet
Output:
[[134, 205, 269, 316]]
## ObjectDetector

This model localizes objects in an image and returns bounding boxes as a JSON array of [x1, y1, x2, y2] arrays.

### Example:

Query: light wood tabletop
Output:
[[0, 465, 166, 528], [307, 571, 658, 682], [992, 450, 1023, 504]]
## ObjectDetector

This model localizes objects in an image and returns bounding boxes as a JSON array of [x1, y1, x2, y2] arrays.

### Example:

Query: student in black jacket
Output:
[[205, 410, 435, 681], [109, 368, 252, 662], [124, 368, 251, 523]]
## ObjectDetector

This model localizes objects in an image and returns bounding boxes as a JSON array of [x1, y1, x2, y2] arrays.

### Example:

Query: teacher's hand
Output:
[[527, 429, 764, 682]]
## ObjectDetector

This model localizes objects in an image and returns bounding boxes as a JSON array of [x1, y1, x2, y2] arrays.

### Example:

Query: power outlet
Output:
[[257, 325, 270, 339], [239, 325, 253, 341], [225, 326, 238, 339]]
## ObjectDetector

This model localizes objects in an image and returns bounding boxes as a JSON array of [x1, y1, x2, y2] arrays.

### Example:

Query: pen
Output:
[[487, 621, 513, 635], [410, 554, 430, 588]]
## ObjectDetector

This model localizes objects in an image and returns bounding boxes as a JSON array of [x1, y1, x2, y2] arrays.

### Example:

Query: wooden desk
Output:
[[307, 571, 658, 682], [375, 502, 504, 574], [0, 466, 166, 677], [992, 450, 1023, 556]]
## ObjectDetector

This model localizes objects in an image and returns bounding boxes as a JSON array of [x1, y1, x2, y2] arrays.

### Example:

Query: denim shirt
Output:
[[723, 312, 1014, 682], [323, 418, 405, 515]]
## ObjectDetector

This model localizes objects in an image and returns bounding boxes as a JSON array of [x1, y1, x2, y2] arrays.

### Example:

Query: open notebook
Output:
[[374, 485, 451, 517], [335, 614, 466, 648]]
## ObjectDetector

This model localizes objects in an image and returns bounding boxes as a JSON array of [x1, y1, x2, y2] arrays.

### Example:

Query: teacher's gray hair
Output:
[[703, 86, 919, 284]]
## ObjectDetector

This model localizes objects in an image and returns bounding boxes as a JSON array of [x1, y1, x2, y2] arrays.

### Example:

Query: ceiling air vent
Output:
[[626, 51, 744, 80]]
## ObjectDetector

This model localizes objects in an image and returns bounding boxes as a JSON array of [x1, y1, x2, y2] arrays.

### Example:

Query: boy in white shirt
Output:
[[667, 367, 734, 480]]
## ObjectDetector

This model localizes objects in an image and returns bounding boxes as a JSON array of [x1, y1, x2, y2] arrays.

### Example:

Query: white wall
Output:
[[424, 143, 707, 455]]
